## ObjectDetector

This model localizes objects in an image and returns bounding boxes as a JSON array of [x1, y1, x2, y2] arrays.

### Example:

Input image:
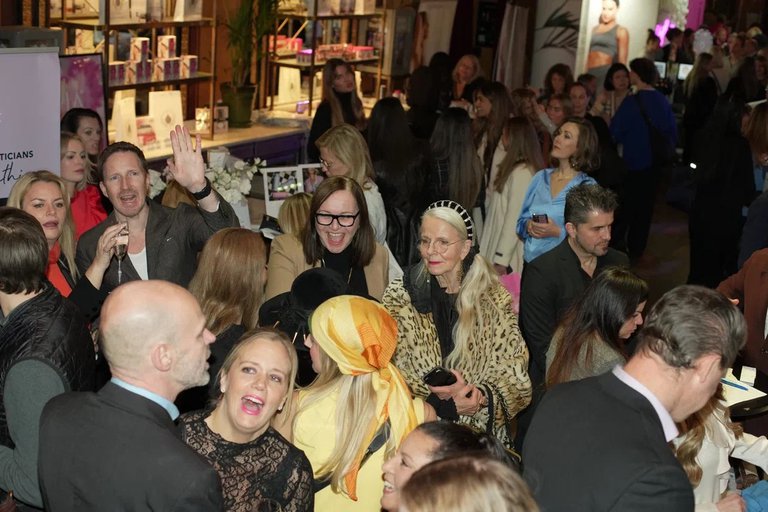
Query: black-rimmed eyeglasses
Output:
[[315, 212, 360, 227]]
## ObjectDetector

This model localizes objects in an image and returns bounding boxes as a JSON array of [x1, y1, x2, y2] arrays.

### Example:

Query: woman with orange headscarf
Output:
[[274, 295, 435, 510]]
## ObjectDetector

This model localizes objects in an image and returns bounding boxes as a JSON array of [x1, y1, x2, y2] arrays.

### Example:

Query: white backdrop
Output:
[[0, 48, 60, 199]]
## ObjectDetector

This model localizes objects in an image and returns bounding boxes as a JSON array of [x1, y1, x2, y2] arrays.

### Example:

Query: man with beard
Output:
[[76, 126, 237, 304], [515, 183, 628, 451], [38, 280, 223, 511]]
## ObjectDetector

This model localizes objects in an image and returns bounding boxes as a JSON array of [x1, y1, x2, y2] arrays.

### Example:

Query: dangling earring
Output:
[[568, 156, 577, 170]]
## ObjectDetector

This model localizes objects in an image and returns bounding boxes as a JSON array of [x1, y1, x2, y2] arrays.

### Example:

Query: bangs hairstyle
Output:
[[0, 207, 49, 294], [60, 107, 103, 138], [96, 141, 148, 183], [547, 267, 648, 387], [215, 327, 298, 412], [553, 116, 600, 173], [315, 124, 375, 189], [494, 117, 543, 193], [321, 58, 366, 130], [189, 228, 267, 336], [543, 63, 575, 96], [7, 170, 78, 281], [60, 131, 94, 190], [278, 192, 312, 237], [603, 63, 630, 91], [302, 176, 375, 267]]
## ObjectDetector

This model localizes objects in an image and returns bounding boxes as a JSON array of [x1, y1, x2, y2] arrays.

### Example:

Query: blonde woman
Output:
[[8, 171, 118, 316], [480, 118, 543, 275], [307, 59, 366, 161], [451, 54, 483, 106], [382, 201, 531, 448], [673, 388, 768, 511], [278, 192, 312, 236], [60, 131, 107, 238], [275, 295, 435, 510]]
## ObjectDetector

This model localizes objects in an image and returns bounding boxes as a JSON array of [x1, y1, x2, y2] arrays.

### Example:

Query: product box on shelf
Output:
[[317, 44, 344, 60], [214, 103, 229, 133], [181, 55, 198, 77], [152, 58, 175, 81], [169, 57, 181, 79], [296, 49, 319, 65], [130, 37, 150, 62], [74, 29, 94, 52], [108, 61, 126, 85], [353, 0, 374, 14], [158, 35, 176, 58], [127, 60, 152, 83], [345, 45, 374, 60], [98, 0, 130, 23], [268, 36, 303, 56]]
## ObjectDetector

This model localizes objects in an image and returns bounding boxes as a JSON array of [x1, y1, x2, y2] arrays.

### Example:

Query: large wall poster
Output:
[[411, 0, 458, 72], [0, 48, 61, 199], [60, 53, 108, 151], [575, 0, 660, 87]]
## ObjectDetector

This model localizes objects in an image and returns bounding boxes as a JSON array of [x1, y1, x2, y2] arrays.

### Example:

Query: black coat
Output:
[[39, 382, 223, 511]]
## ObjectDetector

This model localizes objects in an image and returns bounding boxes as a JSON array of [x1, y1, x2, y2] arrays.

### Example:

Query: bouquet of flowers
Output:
[[205, 157, 265, 204]]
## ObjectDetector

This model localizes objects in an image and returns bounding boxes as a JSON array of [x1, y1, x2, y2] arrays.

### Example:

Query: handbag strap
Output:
[[633, 94, 656, 132], [313, 420, 391, 493]]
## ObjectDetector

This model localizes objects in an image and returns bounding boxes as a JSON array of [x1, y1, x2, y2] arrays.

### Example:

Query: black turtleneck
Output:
[[321, 245, 368, 297], [307, 89, 361, 162]]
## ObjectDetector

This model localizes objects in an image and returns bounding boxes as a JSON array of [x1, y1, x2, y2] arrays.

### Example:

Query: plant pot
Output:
[[220, 83, 256, 128]]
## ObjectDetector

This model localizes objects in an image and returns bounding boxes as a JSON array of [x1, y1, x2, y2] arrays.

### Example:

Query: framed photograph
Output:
[[299, 163, 324, 194], [59, 53, 107, 151], [262, 166, 304, 218]]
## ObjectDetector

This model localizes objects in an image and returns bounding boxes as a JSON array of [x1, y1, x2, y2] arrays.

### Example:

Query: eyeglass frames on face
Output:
[[416, 238, 462, 254], [315, 212, 360, 227], [319, 158, 333, 170]]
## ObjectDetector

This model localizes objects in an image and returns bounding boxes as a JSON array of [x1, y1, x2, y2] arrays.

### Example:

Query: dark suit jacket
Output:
[[76, 198, 237, 294], [519, 238, 629, 387], [522, 372, 694, 512], [38, 382, 223, 511]]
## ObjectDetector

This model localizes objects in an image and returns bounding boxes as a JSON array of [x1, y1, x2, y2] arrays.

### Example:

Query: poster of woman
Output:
[[585, 0, 629, 86]]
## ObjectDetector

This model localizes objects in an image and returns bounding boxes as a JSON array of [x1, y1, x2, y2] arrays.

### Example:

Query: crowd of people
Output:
[[2, 13, 768, 512]]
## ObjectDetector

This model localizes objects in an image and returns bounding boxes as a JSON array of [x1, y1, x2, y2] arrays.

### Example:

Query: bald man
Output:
[[37, 280, 223, 511]]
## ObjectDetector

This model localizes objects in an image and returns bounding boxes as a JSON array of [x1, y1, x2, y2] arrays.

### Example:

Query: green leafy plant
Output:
[[536, 0, 580, 54], [225, 0, 278, 87]]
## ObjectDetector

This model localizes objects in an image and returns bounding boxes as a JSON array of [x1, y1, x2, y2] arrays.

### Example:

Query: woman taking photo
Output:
[[275, 295, 435, 510], [480, 118, 544, 275], [381, 421, 515, 512], [60, 131, 107, 237], [180, 329, 314, 512], [265, 176, 389, 300], [516, 117, 598, 263], [179, 228, 268, 411], [383, 201, 531, 448], [8, 171, 118, 318], [315, 124, 388, 248], [545, 267, 648, 386], [590, 63, 631, 124], [307, 59, 366, 162]]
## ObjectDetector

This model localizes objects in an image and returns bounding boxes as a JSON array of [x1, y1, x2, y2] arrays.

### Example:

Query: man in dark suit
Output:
[[38, 280, 223, 511], [523, 285, 746, 511], [76, 126, 238, 303], [515, 184, 628, 452]]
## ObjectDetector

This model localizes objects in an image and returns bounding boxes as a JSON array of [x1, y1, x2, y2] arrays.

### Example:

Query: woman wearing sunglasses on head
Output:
[[265, 176, 389, 301]]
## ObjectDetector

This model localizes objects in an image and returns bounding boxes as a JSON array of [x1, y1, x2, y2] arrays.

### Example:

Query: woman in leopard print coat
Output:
[[382, 201, 531, 448]]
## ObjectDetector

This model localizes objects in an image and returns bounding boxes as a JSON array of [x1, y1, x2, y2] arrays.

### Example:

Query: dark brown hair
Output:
[[0, 207, 49, 294], [301, 176, 375, 267], [96, 141, 148, 182], [554, 116, 599, 172]]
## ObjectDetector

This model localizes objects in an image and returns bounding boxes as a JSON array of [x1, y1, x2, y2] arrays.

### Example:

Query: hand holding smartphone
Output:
[[531, 213, 549, 224], [422, 366, 458, 387]]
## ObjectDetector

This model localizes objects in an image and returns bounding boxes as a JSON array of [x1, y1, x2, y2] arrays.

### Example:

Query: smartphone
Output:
[[531, 213, 549, 224], [422, 367, 457, 387]]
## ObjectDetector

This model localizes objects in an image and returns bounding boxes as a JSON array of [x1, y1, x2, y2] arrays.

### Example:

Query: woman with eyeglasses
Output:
[[265, 176, 389, 301], [382, 201, 531, 449]]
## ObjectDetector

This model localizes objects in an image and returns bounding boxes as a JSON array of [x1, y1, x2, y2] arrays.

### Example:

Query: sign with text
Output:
[[0, 48, 60, 199]]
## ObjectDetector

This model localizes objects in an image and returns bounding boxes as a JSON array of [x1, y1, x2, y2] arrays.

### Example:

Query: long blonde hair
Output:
[[7, 170, 78, 279], [315, 124, 375, 189], [420, 207, 502, 370], [673, 387, 742, 486], [189, 228, 266, 336], [684, 52, 714, 98], [295, 344, 388, 495], [60, 131, 93, 191]]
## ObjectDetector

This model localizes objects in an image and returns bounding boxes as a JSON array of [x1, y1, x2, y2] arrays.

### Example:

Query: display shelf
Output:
[[52, 17, 215, 30], [108, 72, 214, 90], [266, 9, 384, 116], [268, 56, 378, 69]]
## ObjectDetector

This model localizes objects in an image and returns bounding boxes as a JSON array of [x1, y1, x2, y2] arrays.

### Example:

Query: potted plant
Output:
[[221, 0, 277, 127]]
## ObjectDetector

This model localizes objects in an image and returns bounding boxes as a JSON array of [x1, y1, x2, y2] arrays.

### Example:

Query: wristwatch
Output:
[[191, 178, 212, 200]]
